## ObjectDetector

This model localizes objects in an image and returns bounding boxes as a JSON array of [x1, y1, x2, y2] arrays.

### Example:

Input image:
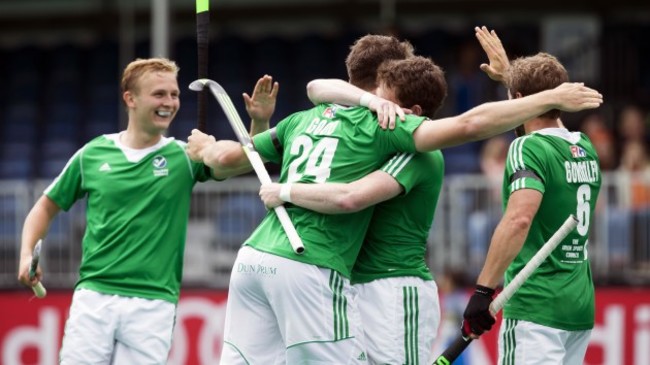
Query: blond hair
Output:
[[120, 58, 179, 97]]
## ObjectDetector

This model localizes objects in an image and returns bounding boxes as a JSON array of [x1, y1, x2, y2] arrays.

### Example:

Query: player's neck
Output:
[[121, 126, 163, 149], [525, 118, 563, 133]]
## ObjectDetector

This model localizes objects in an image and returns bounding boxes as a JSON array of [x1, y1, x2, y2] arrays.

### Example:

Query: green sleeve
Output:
[[381, 151, 443, 195], [192, 161, 212, 182], [505, 136, 546, 196], [252, 112, 300, 163], [44, 149, 86, 211], [252, 128, 281, 163], [375, 114, 424, 154]]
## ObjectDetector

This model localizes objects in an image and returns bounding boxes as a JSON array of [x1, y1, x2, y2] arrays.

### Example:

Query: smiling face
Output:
[[124, 70, 180, 135]]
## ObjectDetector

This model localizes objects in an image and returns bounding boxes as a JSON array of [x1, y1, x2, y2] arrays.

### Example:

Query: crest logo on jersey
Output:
[[570, 145, 586, 158], [152, 155, 169, 177], [322, 106, 338, 119]]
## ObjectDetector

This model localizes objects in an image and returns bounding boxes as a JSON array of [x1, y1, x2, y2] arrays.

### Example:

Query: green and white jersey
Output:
[[249, 104, 426, 278], [45, 134, 211, 304], [501, 128, 601, 330], [352, 150, 444, 284]]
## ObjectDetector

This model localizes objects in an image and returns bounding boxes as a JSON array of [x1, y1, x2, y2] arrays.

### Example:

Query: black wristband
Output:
[[475, 285, 495, 297]]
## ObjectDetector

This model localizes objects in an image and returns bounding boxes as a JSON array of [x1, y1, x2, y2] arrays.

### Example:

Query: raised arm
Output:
[[412, 82, 603, 152], [475, 26, 510, 84], [244, 74, 278, 136], [186, 75, 281, 179], [259, 170, 402, 214], [306, 78, 407, 129]]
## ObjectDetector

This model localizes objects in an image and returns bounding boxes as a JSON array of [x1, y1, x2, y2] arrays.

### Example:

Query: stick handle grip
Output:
[[32, 282, 47, 298], [489, 214, 578, 313], [432, 335, 472, 365]]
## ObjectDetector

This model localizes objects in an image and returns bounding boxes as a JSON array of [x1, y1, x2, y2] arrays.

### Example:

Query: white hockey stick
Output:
[[433, 214, 578, 365], [189, 78, 305, 254], [29, 239, 47, 298]]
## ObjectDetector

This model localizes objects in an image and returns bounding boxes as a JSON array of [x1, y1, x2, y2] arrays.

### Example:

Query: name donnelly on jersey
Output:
[[565, 160, 599, 183]]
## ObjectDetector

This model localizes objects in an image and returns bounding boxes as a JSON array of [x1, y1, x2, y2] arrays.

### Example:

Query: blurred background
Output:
[[0, 1, 649, 364]]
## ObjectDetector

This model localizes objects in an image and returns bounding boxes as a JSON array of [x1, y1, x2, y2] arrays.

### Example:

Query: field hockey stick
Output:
[[433, 214, 578, 365], [196, 0, 210, 132], [29, 239, 47, 298], [189, 79, 305, 254]]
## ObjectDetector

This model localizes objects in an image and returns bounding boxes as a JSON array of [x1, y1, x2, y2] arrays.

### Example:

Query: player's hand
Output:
[[475, 26, 509, 83], [462, 285, 496, 338], [17, 254, 40, 288], [551, 82, 604, 112], [367, 96, 410, 130], [244, 74, 279, 124], [259, 183, 283, 209], [186, 129, 217, 162]]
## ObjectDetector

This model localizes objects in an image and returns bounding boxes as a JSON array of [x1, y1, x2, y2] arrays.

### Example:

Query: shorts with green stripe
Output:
[[220, 246, 368, 364], [355, 276, 440, 365], [498, 318, 591, 365]]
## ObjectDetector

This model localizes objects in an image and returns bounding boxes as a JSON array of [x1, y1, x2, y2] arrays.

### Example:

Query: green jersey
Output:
[[352, 150, 445, 284], [501, 128, 601, 330], [249, 104, 426, 278], [45, 134, 211, 304]]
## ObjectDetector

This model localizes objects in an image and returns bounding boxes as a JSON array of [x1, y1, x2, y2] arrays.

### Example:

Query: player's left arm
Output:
[[306, 78, 407, 129], [412, 83, 603, 152], [260, 170, 403, 214]]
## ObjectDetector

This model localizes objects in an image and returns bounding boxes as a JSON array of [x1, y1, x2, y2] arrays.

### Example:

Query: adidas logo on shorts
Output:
[[357, 352, 367, 361]]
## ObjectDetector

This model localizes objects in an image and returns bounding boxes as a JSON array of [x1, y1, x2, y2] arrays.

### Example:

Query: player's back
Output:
[[249, 103, 426, 278], [352, 150, 445, 284], [502, 128, 601, 330]]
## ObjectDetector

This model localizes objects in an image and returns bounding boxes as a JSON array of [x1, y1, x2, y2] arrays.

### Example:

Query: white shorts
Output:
[[220, 246, 367, 364], [60, 288, 176, 365], [498, 318, 591, 365], [355, 277, 440, 365]]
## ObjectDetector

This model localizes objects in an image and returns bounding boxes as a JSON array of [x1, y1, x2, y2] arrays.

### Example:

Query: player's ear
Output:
[[123, 91, 135, 108], [410, 104, 423, 116]]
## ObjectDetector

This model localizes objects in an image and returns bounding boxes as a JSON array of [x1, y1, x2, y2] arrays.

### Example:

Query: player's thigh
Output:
[[264, 259, 366, 363], [220, 246, 285, 365], [60, 289, 119, 365], [114, 296, 176, 364], [563, 329, 591, 365], [498, 319, 568, 365], [357, 277, 440, 365]]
